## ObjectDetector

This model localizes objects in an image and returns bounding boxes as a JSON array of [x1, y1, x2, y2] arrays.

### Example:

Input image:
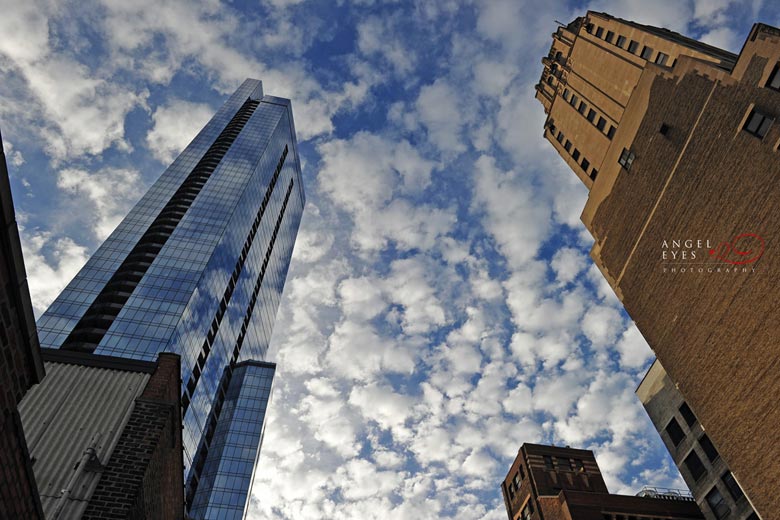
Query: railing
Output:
[[636, 486, 695, 502]]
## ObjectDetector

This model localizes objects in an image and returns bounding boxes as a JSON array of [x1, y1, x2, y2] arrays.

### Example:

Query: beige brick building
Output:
[[536, 12, 780, 519]]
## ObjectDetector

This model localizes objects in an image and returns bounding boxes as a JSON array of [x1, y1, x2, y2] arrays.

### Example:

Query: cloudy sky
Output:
[[1, 0, 777, 518]]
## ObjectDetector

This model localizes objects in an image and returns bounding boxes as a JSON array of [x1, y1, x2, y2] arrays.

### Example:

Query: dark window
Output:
[[684, 451, 706, 481], [513, 472, 521, 488], [521, 501, 534, 520], [587, 109, 596, 122], [555, 51, 563, 62], [596, 116, 607, 131], [570, 94, 579, 107], [519, 464, 526, 480], [665, 417, 685, 446], [586, 23, 594, 34], [574, 458, 585, 471], [572, 149, 581, 161], [746, 513, 759, 520], [605, 30, 615, 43], [721, 471, 745, 501], [595, 27, 604, 38], [616, 35, 626, 48], [767, 63, 780, 90], [659, 123, 670, 135], [655, 52, 669, 66], [607, 125, 616, 139], [578, 101, 587, 114], [581, 158, 590, 171], [556, 456, 569, 470], [547, 75, 555, 85], [548, 124, 557, 135], [557, 132, 565, 144], [706, 487, 730, 519], [743, 109, 774, 138], [699, 434, 719, 462], [641, 46, 654, 60], [628, 40, 639, 54], [563, 88, 570, 100], [590, 168, 598, 181], [544, 455, 554, 470], [564, 140, 572, 152], [679, 402, 697, 426]]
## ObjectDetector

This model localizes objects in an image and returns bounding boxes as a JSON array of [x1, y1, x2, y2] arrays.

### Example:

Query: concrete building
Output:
[[501, 443, 703, 520], [637, 361, 759, 520], [0, 129, 45, 518], [536, 12, 780, 518]]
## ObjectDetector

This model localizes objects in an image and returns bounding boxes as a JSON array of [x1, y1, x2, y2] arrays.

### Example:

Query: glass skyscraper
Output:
[[35, 79, 304, 519]]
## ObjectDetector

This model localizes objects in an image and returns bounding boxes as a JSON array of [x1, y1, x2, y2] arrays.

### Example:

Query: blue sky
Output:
[[1, 0, 778, 518]]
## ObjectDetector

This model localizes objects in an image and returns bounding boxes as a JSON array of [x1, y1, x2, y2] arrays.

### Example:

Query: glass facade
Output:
[[35, 79, 304, 519]]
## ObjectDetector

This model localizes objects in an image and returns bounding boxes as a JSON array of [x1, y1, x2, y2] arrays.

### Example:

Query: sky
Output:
[[0, 0, 777, 518]]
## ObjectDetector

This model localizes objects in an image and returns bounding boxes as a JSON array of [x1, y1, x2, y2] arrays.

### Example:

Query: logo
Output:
[[660, 232, 765, 274], [708, 233, 765, 265]]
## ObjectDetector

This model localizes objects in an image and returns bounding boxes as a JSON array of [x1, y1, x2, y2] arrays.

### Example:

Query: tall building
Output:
[[34, 79, 305, 518], [536, 12, 780, 518], [501, 443, 704, 520], [637, 360, 759, 520], [0, 130, 45, 519]]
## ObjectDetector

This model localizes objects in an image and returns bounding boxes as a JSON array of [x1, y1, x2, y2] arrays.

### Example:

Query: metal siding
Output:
[[18, 361, 150, 519]]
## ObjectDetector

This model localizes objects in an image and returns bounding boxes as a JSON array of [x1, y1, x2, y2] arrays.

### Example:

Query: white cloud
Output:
[[146, 99, 214, 164], [415, 79, 466, 154]]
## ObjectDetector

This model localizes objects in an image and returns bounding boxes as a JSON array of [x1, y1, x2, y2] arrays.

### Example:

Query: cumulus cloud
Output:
[[146, 99, 214, 164]]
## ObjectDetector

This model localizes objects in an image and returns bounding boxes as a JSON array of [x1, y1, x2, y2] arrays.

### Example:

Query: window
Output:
[[628, 40, 639, 53], [507, 482, 515, 499], [743, 109, 774, 138], [563, 88, 570, 100], [746, 513, 759, 520], [721, 471, 745, 501], [659, 123, 670, 136], [605, 30, 615, 43], [548, 124, 556, 135], [699, 434, 719, 462], [767, 63, 780, 90], [665, 417, 685, 446], [684, 451, 706, 481], [581, 158, 590, 171], [607, 125, 616, 139], [544, 455, 554, 470], [547, 75, 555, 85], [706, 487, 730, 519], [521, 501, 534, 520], [596, 116, 607, 131], [641, 46, 654, 60], [570, 94, 579, 107], [616, 35, 626, 48], [564, 140, 572, 152], [578, 101, 587, 114], [586, 23, 594, 34], [519, 464, 526, 480], [655, 52, 669, 66], [513, 472, 521, 488], [574, 458, 585, 471], [556, 456, 570, 470], [679, 402, 696, 426], [587, 108, 596, 122], [557, 132, 565, 144], [595, 27, 604, 38], [572, 149, 581, 161], [590, 168, 598, 181]]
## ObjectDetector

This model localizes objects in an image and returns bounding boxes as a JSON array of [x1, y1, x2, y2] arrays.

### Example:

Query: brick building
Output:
[[637, 361, 759, 519], [536, 12, 780, 518], [0, 130, 46, 519], [18, 349, 183, 519], [501, 443, 703, 520]]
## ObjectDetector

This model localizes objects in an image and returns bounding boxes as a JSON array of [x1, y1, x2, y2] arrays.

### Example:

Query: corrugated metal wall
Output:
[[18, 361, 150, 519]]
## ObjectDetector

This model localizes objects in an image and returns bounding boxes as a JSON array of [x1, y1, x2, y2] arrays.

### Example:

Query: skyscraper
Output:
[[34, 79, 305, 518], [536, 12, 780, 518]]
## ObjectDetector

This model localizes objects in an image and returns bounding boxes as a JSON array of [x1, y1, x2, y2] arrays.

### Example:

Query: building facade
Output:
[[637, 361, 759, 520], [34, 79, 304, 518], [501, 443, 704, 520], [0, 130, 45, 519], [536, 13, 780, 518]]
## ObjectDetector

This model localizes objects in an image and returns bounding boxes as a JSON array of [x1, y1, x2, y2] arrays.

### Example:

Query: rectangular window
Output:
[[521, 501, 534, 520], [679, 402, 696, 426], [699, 434, 719, 462], [605, 30, 615, 43], [570, 94, 579, 107], [628, 40, 639, 53], [513, 472, 521, 488], [767, 63, 780, 90], [544, 455, 554, 470], [564, 140, 572, 152], [596, 116, 607, 131], [557, 132, 565, 144], [563, 88, 570, 100], [519, 464, 525, 480], [590, 168, 598, 181], [665, 417, 685, 446], [684, 451, 706, 481], [578, 100, 587, 114], [581, 158, 590, 171], [616, 35, 626, 48], [641, 46, 654, 60], [572, 149, 581, 161], [607, 125, 616, 139], [743, 109, 774, 138], [721, 471, 745, 501], [556, 456, 569, 470], [595, 27, 604, 38], [655, 52, 669, 66], [706, 487, 731, 519], [587, 109, 596, 122], [586, 23, 594, 34]]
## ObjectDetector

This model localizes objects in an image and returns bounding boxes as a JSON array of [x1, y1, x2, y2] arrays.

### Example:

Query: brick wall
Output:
[[82, 353, 183, 519]]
